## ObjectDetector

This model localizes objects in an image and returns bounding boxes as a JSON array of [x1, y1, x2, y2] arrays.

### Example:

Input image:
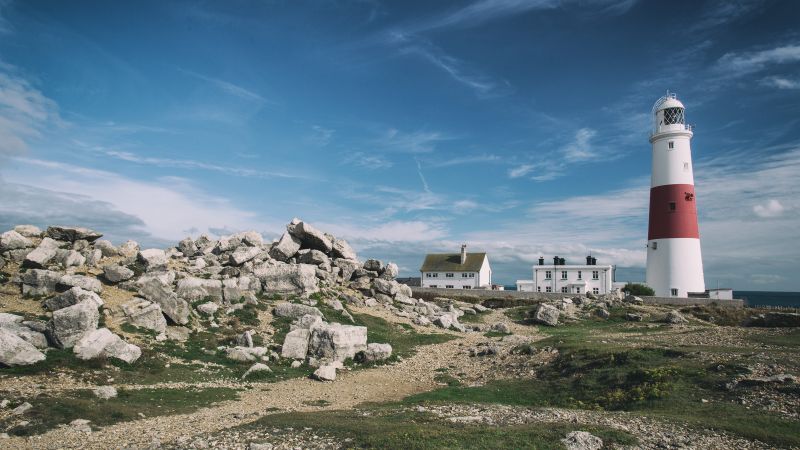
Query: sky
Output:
[[0, 0, 798, 290]]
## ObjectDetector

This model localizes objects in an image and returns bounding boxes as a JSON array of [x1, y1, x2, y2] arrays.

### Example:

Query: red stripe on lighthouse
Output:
[[648, 184, 699, 240]]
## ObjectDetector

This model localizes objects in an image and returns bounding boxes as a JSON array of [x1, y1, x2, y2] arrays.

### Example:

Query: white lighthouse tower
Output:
[[646, 92, 705, 297]]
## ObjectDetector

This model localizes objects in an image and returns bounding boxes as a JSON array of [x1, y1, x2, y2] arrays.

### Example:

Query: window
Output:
[[545, 286, 552, 293], [663, 107, 684, 125], [669, 202, 676, 211], [537, 286, 541, 292], [592, 270, 599, 280], [671, 288, 678, 296], [545, 270, 552, 279], [445, 273, 454, 278], [464, 285, 471, 290], [668, 141, 674, 149], [561, 271, 567, 280], [561, 287, 568, 293], [430, 285, 438, 288], [683, 162, 689, 171], [576, 287, 581, 294], [577, 270, 582, 280], [651, 242, 658, 250], [426, 273, 438, 278], [461, 273, 475, 278], [593, 287, 600, 295], [445, 285, 454, 289]]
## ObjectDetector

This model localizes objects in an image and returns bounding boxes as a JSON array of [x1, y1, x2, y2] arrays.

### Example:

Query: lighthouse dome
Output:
[[651, 92, 687, 135], [655, 96, 684, 111]]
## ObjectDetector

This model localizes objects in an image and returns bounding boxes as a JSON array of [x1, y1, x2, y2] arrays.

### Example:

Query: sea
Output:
[[502, 286, 800, 308]]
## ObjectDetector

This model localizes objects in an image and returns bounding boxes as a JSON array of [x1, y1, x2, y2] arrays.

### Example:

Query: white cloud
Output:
[[753, 199, 785, 218], [308, 125, 335, 146], [179, 68, 270, 104], [316, 220, 448, 243], [0, 67, 62, 159], [717, 43, 800, 76], [690, 0, 767, 31], [508, 164, 534, 178], [760, 76, 800, 90], [342, 152, 394, 169], [374, 128, 454, 153], [4, 158, 272, 243], [562, 128, 598, 162], [427, 153, 500, 168]]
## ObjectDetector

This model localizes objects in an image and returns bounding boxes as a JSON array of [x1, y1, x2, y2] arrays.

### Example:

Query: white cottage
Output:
[[420, 245, 492, 289], [517, 256, 615, 295]]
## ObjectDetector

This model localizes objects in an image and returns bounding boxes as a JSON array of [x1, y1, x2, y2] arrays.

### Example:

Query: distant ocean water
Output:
[[502, 286, 800, 308]]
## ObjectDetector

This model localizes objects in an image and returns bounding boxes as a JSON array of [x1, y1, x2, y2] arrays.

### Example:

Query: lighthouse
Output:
[[646, 92, 705, 297]]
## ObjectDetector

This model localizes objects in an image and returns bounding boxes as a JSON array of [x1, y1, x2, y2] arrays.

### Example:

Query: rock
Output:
[[0, 329, 46, 366], [335, 259, 361, 283], [308, 323, 368, 362], [85, 249, 102, 267], [490, 322, 511, 334], [229, 246, 261, 266], [0, 230, 33, 251], [225, 346, 268, 362], [74, 328, 141, 363], [363, 259, 382, 272], [292, 314, 324, 331], [624, 295, 644, 305], [14, 225, 41, 238], [138, 249, 168, 272], [46, 226, 103, 242], [103, 265, 134, 283], [380, 262, 399, 280], [93, 386, 118, 400], [176, 277, 224, 302], [595, 308, 610, 319], [21, 269, 62, 296], [2, 323, 48, 349], [297, 249, 330, 266], [373, 278, 399, 296], [22, 237, 60, 268], [274, 302, 323, 319], [473, 304, 488, 313], [0, 313, 23, 326], [53, 249, 85, 268], [434, 314, 453, 329], [533, 304, 560, 326], [138, 276, 190, 325], [357, 343, 392, 363], [223, 276, 259, 303], [44, 287, 103, 311], [69, 418, 92, 433], [414, 316, 432, 326], [288, 221, 332, 253], [57, 274, 102, 293], [196, 302, 219, 316], [561, 431, 603, 450], [122, 299, 168, 333], [11, 402, 33, 415], [47, 300, 100, 349], [281, 328, 311, 359], [236, 330, 254, 348], [665, 310, 687, 324], [177, 237, 198, 257], [242, 363, 272, 379], [331, 237, 357, 260], [738, 374, 797, 386], [166, 326, 191, 342], [625, 313, 643, 322], [290, 360, 302, 368], [94, 240, 118, 257], [269, 232, 302, 261], [118, 240, 140, 259], [313, 364, 337, 381], [255, 263, 319, 296]]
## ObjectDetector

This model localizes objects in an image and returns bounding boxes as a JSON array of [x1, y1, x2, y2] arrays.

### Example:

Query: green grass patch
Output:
[[434, 372, 461, 387], [483, 331, 510, 338], [746, 328, 800, 347], [459, 312, 489, 324], [351, 313, 455, 360], [2, 387, 238, 436]]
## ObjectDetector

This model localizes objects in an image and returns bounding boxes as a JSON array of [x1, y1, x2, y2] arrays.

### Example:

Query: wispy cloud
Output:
[[426, 153, 501, 168], [374, 127, 454, 153], [342, 152, 394, 169], [179, 68, 271, 104], [0, 0, 13, 34], [508, 164, 534, 178], [101, 149, 311, 180], [0, 65, 62, 160], [760, 76, 800, 90], [690, 0, 767, 32], [716, 43, 800, 76], [308, 125, 335, 146], [753, 199, 786, 218], [415, 158, 431, 193], [562, 127, 598, 162]]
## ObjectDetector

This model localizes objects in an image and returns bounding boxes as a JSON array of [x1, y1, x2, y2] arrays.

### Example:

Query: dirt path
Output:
[[5, 310, 541, 449]]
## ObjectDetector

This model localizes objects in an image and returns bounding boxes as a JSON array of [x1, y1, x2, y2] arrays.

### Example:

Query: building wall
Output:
[[532, 265, 614, 295], [420, 271, 480, 289], [478, 257, 492, 288]]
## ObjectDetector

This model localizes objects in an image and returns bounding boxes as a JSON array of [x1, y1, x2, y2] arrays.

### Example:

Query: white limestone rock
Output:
[[313, 364, 337, 381], [58, 274, 102, 293], [281, 328, 311, 359], [229, 246, 261, 266], [137, 275, 190, 325], [46, 226, 102, 242], [23, 237, 60, 268], [269, 232, 302, 261], [255, 263, 319, 296], [534, 304, 560, 326], [73, 328, 141, 363], [0, 230, 33, 251], [13, 225, 41, 238], [137, 248, 168, 272], [242, 363, 271, 379], [273, 302, 323, 319], [358, 343, 392, 363], [103, 264, 135, 283], [308, 323, 367, 362], [44, 287, 103, 311], [122, 299, 168, 333], [21, 269, 62, 296], [47, 300, 100, 349], [176, 277, 223, 302], [0, 329, 46, 366], [288, 221, 333, 253], [93, 386, 118, 400]]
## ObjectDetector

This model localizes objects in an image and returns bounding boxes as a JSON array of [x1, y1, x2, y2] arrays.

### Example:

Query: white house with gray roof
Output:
[[419, 244, 492, 289]]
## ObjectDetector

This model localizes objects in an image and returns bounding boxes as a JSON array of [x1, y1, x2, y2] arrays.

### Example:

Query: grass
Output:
[[237, 407, 637, 449], [458, 311, 490, 324], [483, 331, 510, 338], [746, 328, 800, 347], [351, 312, 455, 360], [1, 387, 238, 436]]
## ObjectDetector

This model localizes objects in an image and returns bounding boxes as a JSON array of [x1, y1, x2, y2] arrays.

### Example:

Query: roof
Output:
[[420, 252, 487, 272]]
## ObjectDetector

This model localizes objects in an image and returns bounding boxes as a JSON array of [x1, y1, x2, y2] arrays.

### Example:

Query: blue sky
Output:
[[0, 0, 798, 290]]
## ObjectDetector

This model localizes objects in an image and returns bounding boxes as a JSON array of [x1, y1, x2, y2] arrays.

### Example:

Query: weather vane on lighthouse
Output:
[[646, 92, 705, 297]]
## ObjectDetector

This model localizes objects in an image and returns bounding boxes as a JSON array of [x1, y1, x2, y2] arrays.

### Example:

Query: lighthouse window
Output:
[[684, 162, 689, 171], [669, 202, 676, 211], [663, 107, 684, 125], [668, 141, 674, 149]]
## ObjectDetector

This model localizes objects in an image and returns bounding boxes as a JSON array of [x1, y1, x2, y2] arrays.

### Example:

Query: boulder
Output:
[[291, 314, 324, 331], [21, 269, 62, 296], [373, 278, 399, 296], [624, 295, 644, 305], [313, 364, 337, 381], [236, 330, 254, 348], [665, 310, 687, 324], [55, 249, 86, 268], [0, 329, 46, 366], [229, 246, 261, 266], [308, 323, 368, 362], [269, 232, 301, 261], [58, 274, 102, 293], [73, 328, 141, 363], [13, 225, 41, 238], [490, 322, 511, 334], [625, 313, 643, 322], [0, 313, 23, 326], [0, 230, 33, 251], [297, 249, 330, 266], [331, 237, 357, 260], [102, 265, 135, 283], [118, 240, 140, 259], [93, 386, 118, 400], [380, 262, 399, 280], [22, 237, 60, 268], [177, 237, 198, 257], [47, 300, 100, 349], [595, 308, 610, 319], [1, 323, 48, 349], [94, 240, 119, 257], [363, 259, 382, 272], [176, 277, 224, 302], [434, 314, 454, 329], [273, 302, 323, 319], [288, 221, 332, 253], [335, 259, 360, 282], [225, 346, 268, 362], [238, 231, 264, 247], [137, 276, 190, 325], [137, 249, 167, 271], [533, 304, 560, 326], [122, 299, 168, 333], [85, 249, 102, 267], [242, 363, 272, 379], [196, 302, 219, 315], [255, 263, 319, 296], [44, 287, 103, 311], [357, 343, 392, 363], [46, 226, 103, 242], [281, 328, 311, 359], [561, 431, 603, 450]]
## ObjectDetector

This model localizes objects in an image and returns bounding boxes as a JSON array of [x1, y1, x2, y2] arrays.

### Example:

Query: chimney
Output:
[[460, 244, 467, 265], [592, 257, 597, 265], [538, 256, 544, 266], [586, 255, 592, 265], [553, 256, 560, 266]]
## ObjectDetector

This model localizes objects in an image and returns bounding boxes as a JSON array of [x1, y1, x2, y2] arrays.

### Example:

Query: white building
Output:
[[420, 245, 492, 289], [517, 256, 615, 295]]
